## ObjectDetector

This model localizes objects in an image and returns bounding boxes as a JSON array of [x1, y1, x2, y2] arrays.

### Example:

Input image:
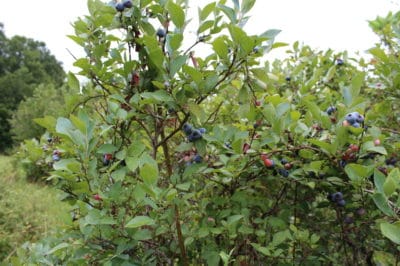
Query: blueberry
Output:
[[337, 199, 346, 207], [332, 192, 343, 202], [327, 193, 334, 202], [156, 28, 166, 38], [285, 76, 291, 82], [344, 216, 353, 224], [52, 154, 60, 162], [47, 138, 53, 143], [336, 58, 344, 65], [199, 128, 206, 134], [326, 106, 336, 115], [345, 113, 357, 124], [278, 168, 289, 177], [352, 122, 360, 128], [123, 0, 132, 8], [115, 2, 125, 12], [193, 154, 202, 163], [356, 208, 366, 216], [280, 158, 288, 165], [386, 157, 397, 165], [182, 123, 193, 136], [188, 129, 202, 142], [224, 142, 232, 149]]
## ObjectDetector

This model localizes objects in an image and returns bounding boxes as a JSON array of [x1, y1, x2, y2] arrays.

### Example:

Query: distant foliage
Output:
[[0, 23, 65, 151], [10, 84, 71, 143]]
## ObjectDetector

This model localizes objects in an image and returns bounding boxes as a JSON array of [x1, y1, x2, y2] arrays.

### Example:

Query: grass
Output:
[[0, 155, 70, 261]]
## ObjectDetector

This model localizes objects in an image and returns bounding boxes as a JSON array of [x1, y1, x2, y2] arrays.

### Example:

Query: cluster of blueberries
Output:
[[344, 111, 364, 128], [115, 0, 132, 12], [182, 123, 206, 142], [327, 191, 346, 207]]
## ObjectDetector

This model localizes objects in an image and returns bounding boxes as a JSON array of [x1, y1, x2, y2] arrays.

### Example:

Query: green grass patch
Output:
[[0, 155, 69, 261]]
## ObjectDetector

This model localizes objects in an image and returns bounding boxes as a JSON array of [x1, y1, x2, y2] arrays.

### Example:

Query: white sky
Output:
[[0, 0, 398, 73]]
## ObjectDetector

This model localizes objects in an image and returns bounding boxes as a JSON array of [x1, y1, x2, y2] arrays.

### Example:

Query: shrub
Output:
[[12, 1, 400, 265]]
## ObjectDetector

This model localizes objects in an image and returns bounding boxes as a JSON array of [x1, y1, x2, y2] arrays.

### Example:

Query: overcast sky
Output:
[[0, 0, 398, 73]]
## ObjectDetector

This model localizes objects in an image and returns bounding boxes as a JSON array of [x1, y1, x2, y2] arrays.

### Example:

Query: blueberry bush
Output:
[[9, 1, 400, 265]]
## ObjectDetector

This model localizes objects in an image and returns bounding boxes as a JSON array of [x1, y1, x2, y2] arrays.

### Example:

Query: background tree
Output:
[[10, 84, 72, 143], [0, 24, 65, 151]]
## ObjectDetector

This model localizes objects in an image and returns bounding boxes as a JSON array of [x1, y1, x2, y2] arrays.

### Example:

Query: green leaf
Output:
[[133, 229, 152, 241], [125, 216, 155, 228], [142, 35, 164, 70], [169, 55, 188, 77], [369, 47, 389, 62], [250, 243, 270, 256], [227, 214, 243, 225], [140, 163, 159, 186], [344, 163, 374, 185], [198, 20, 214, 34], [218, 4, 236, 23], [351, 72, 365, 100], [309, 140, 334, 155], [380, 222, 400, 244], [166, 33, 183, 52], [228, 25, 253, 54], [372, 193, 395, 216], [46, 243, 69, 255], [260, 29, 281, 40], [374, 168, 386, 194], [241, 0, 256, 14], [53, 158, 81, 173], [34, 116, 57, 132], [141, 91, 174, 104], [166, 1, 185, 28], [126, 156, 140, 172], [212, 36, 229, 60], [199, 2, 216, 20], [383, 175, 397, 197], [67, 72, 80, 91], [97, 144, 118, 154], [383, 168, 400, 196]]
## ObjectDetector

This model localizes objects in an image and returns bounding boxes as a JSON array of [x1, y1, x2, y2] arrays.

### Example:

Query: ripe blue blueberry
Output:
[[156, 28, 166, 38], [352, 122, 360, 128], [278, 168, 289, 177], [332, 192, 343, 202], [326, 106, 336, 115], [337, 199, 346, 207], [188, 129, 202, 142], [224, 142, 232, 149], [336, 58, 344, 65], [193, 154, 202, 163], [123, 0, 132, 8], [182, 123, 193, 136], [345, 113, 357, 124], [285, 76, 291, 82], [52, 154, 60, 161], [115, 2, 125, 12], [199, 128, 206, 134], [344, 216, 353, 224]]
